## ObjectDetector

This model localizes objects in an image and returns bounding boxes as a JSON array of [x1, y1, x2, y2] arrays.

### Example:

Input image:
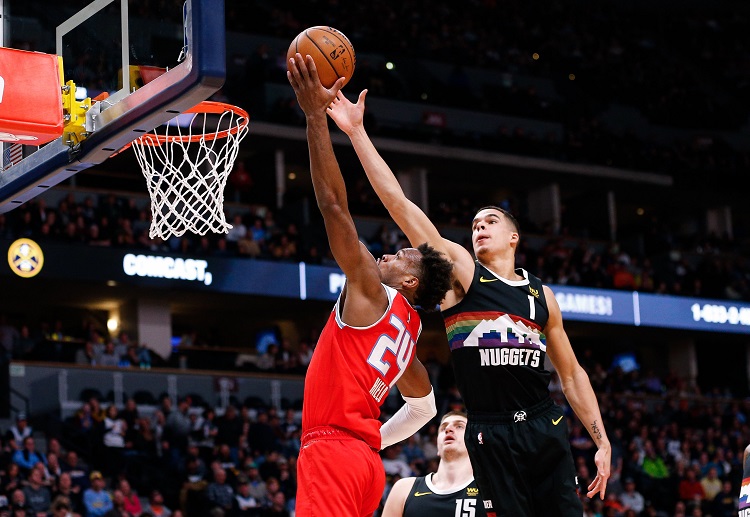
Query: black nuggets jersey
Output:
[[739, 449, 750, 515], [442, 262, 551, 412], [403, 474, 486, 517]]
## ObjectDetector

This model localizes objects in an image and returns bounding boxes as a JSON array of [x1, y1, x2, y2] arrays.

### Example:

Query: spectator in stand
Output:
[[237, 232, 262, 258], [41, 452, 61, 489], [82, 471, 112, 517], [260, 478, 281, 510], [6, 414, 33, 446], [641, 440, 670, 490], [242, 462, 266, 503], [2, 463, 23, 496], [0, 314, 19, 360], [232, 475, 261, 516], [12, 437, 46, 477], [247, 412, 277, 456], [296, 341, 312, 370], [142, 490, 171, 517], [205, 467, 234, 515], [226, 214, 248, 251], [49, 495, 76, 517], [164, 397, 192, 470], [381, 446, 412, 480], [102, 489, 129, 517], [215, 405, 243, 464], [86, 331, 106, 364], [212, 444, 238, 481], [60, 452, 89, 496], [102, 406, 126, 479], [116, 480, 141, 516], [197, 409, 218, 458], [280, 410, 299, 444], [399, 435, 425, 475], [118, 398, 139, 433], [74, 343, 97, 366], [711, 480, 735, 517], [178, 452, 208, 516], [274, 339, 293, 373], [678, 466, 705, 506], [14, 325, 38, 360], [22, 467, 51, 516], [700, 466, 722, 502], [619, 478, 645, 514], [54, 472, 84, 516], [264, 491, 289, 517], [87, 398, 106, 427], [255, 345, 276, 372], [97, 342, 119, 368], [274, 458, 295, 501], [46, 438, 62, 461]]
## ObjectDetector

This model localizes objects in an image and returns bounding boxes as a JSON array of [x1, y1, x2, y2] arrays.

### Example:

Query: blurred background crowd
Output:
[[1, 0, 750, 515]]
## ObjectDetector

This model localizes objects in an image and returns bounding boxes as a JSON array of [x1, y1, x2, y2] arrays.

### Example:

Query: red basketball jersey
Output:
[[302, 284, 422, 450]]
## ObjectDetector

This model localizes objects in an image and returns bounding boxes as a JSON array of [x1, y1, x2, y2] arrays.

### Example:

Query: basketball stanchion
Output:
[[129, 101, 249, 240]]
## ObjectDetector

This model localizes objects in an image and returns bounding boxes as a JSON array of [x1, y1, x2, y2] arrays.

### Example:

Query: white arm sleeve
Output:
[[380, 387, 437, 450]]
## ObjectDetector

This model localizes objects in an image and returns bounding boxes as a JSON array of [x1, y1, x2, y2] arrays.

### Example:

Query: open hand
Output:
[[328, 89, 367, 135], [287, 53, 345, 116]]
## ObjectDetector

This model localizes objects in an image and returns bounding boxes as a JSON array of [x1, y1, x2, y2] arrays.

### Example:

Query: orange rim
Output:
[[132, 100, 249, 147]]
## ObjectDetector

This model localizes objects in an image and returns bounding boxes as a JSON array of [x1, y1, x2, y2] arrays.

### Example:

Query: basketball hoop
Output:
[[131, 100, 249, 240]]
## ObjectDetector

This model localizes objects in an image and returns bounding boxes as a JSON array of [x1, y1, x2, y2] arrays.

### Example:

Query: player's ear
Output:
[[402, 275, 418, 290]]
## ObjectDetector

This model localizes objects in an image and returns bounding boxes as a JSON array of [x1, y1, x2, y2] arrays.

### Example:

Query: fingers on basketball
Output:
[[286, 26, 356, 89]]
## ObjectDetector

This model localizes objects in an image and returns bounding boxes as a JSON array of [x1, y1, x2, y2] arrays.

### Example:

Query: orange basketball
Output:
[[287, 26, 356, 89]]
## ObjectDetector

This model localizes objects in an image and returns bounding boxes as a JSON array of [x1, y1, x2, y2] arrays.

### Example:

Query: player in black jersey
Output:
[[328, 92, 611, 517], [739, 444, 750, 516], [382, 411, 486, 517]]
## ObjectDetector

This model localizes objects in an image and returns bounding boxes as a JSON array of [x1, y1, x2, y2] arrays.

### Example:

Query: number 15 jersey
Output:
[[302, 284, 423, 450]]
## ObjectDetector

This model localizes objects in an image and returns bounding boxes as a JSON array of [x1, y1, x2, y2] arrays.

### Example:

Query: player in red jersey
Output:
[[287, 54, 454, 517]]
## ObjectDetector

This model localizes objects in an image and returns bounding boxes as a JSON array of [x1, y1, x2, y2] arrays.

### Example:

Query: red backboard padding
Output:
[[0, 47, 64, 144], [139, 65, 168, 84]]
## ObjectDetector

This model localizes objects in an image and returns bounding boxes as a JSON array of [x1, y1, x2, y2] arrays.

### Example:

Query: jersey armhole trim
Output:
[[334, 284, 396, 330]]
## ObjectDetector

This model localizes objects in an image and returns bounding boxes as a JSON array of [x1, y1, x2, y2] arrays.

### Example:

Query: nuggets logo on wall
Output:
[[7, 238, 44, 278]]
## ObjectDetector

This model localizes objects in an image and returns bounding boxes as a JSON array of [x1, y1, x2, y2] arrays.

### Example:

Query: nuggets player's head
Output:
[[377, 243, 453, 312], [471, 206, 520, 260], [437, 411, 468, 460]]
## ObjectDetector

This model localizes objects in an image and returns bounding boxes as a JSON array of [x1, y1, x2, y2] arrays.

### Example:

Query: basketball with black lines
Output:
[[287, 26, 356, 88]]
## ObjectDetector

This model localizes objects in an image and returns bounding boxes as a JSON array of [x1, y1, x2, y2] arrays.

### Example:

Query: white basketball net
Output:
[[132, 104, 249, 240]]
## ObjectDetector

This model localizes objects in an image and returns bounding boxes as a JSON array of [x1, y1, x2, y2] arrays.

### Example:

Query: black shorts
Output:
[[465, 398, 582, 517]]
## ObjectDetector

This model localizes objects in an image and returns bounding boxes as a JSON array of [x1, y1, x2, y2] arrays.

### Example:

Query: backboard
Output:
[[0, 0, 226, 213]]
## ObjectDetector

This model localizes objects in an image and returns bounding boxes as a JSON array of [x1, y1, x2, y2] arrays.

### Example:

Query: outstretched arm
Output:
[[288, 55, 385, 324], [328, 91, 474, 306], [544, 285, 611, 500]]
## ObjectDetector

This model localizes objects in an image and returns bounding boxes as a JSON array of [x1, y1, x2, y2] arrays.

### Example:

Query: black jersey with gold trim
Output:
[[442, 262, 551, 412], [403, 474, 486, 517]]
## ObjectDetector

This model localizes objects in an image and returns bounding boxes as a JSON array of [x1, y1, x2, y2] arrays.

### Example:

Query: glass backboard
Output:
[[0, 0, 225, 212]]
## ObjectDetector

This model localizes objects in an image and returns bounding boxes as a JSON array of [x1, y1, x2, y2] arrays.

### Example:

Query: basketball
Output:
[[287, 26, 356, 89]]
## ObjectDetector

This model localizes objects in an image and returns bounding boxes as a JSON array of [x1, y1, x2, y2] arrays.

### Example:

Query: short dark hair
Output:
[[475, 205, 520, 234], [413, 243, 453, 312]]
